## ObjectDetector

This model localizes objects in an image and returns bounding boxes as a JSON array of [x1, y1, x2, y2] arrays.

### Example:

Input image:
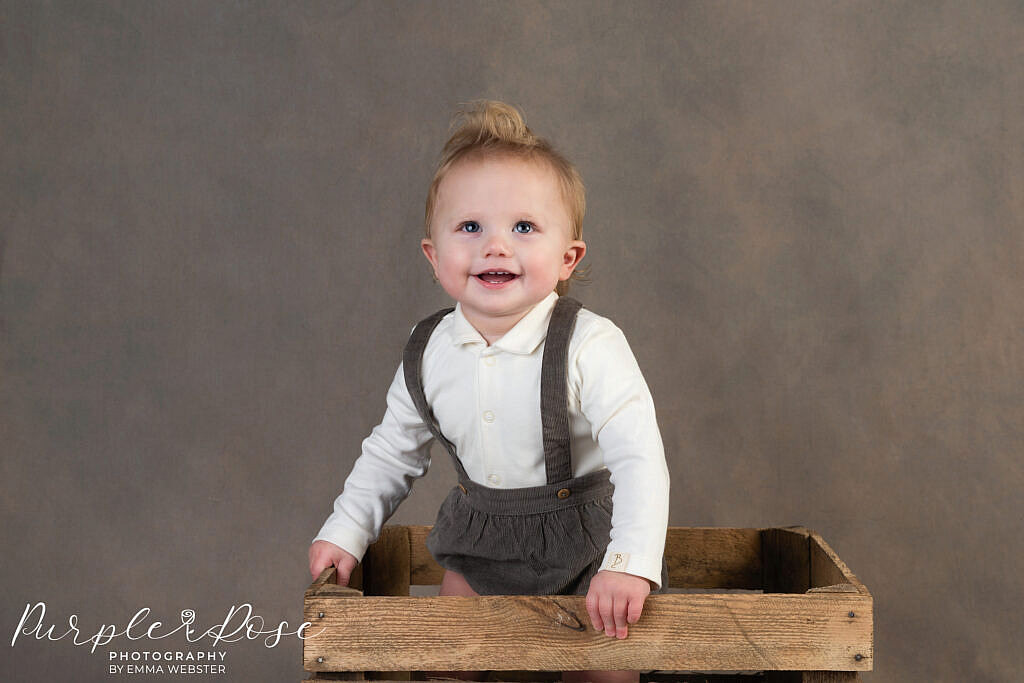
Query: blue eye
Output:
[[513, 221, 534, 234], [460, 221, 481, 233]]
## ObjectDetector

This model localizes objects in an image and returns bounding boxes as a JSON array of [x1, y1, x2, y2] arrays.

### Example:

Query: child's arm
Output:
[[572, 315, 670, 637], [311, 364, 434, 570]]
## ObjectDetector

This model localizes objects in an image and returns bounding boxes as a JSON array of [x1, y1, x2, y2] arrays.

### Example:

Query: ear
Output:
[[421, 238, 439, 275], [559, 240, 587, 280]]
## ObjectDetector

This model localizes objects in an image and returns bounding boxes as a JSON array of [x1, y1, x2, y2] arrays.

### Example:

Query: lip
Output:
[[473, 270, 520, 289]]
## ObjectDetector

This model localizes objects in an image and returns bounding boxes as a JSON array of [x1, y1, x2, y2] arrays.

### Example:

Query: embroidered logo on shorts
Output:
[[604, 552, 630, 571]]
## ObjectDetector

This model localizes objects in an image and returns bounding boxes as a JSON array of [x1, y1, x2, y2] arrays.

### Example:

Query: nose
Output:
[[482, 231, 513, 257]]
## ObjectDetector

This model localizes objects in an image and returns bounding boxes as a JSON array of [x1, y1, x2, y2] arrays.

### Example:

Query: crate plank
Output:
[[362, 526, 413, 680], [302, 592, 871, 673], [305, 584, 363, 648], [806, 585, 857, 594], [807, 532, 868, 596], [763, 673, 861, 682], [307, 566, 339, 597], [761, 529, 809, 594], [809, 540, 846, 589], [664, 528, 762, 589], [307, 563, 364, 596], [304, 677, 862, 683], [364, 526, 412, 596], [408, 526, 445, 585]]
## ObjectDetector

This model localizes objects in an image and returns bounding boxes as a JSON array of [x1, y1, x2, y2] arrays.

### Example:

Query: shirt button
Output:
[[482, 410, 495, 423], [487, 474, 501, 485], [483, 356, 496, 366]]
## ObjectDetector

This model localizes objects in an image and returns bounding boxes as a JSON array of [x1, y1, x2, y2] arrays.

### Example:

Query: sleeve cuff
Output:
[[312, 521, 373, 562], [599, 549, 663, 590]]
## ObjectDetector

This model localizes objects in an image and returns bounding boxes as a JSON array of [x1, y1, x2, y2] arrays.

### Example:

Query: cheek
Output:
[[540, 246, 570, 272], [435, 251, 471, 280]]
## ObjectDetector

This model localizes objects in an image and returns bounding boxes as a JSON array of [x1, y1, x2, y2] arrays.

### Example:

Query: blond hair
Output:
[[424, 100, 587, 295]]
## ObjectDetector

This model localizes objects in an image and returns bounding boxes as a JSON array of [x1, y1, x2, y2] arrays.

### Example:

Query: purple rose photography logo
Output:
[[11, 601, 325, 677]]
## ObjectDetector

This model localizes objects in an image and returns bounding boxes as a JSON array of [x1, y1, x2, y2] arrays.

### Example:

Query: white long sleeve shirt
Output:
[[313, 292, 670, 588]]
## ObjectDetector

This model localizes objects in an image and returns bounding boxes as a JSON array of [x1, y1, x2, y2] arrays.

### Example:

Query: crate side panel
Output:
[[762, 529, 810, 593], [302, 593, 871, 673], [363, 526, 411, 596], [665, 528, 762, 589], [808, 532, 869, 595], [764, 674, 862, 682], [407, 525, 444, 585]]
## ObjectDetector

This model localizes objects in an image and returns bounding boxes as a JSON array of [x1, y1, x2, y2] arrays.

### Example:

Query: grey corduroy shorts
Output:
[[426, 469, 616, 596]]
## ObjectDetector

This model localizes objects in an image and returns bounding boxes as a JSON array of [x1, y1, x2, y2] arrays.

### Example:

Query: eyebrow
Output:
[[449, 213, 544, 225]]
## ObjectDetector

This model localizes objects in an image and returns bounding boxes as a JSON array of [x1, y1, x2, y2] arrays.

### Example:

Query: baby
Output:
[[309, 101, 669, 683]]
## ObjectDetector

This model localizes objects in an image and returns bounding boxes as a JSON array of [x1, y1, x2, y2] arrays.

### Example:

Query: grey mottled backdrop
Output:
[[2, 2, 1021, 681]]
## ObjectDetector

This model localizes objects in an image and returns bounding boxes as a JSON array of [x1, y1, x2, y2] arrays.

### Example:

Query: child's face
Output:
[[422, 156, 586, 338]]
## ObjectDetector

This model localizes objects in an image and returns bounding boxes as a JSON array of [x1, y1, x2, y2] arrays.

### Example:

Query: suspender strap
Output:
[[402, 307, 467, 477], [540, 296, 583, 484]]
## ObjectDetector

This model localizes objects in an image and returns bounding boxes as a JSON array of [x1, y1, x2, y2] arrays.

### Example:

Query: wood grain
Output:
[[807, 531, 869, 596], [364, 525, 411, 596], [664, 527, 762, 589], [302, 592, 871, 673], [409, 526, 444, 586], [306, 527, 872, 678], [761, 528, 810, 594], [304, 676, 862, 683]]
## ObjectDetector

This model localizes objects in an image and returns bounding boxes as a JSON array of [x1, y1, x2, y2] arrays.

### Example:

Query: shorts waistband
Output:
[[456, 468, 613, 515]]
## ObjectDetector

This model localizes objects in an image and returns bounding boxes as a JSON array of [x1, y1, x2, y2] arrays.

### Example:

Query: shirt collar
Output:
[[450, 292, 559, 354]]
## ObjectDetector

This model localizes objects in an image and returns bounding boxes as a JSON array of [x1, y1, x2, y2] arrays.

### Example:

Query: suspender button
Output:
[[557, 488, 571, 499]]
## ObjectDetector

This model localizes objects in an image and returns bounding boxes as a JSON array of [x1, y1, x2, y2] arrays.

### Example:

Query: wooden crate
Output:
[[303, 526, 872, 682]]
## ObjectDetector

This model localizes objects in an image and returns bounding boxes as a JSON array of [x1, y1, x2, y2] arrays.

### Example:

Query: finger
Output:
[[613, 596, 629, 639], [310, 559, 329, 581], [627, 593, 645, 625], [600, 596, 615, 637], [335, 556, 356, 587], [586, 590, 603, 633]]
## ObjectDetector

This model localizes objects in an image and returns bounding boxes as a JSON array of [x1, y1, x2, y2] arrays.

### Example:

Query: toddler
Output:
[[309, 101, 670, 683]]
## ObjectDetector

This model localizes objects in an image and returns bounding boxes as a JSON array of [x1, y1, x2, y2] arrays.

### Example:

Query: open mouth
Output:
[[476, 271, 519, 284]]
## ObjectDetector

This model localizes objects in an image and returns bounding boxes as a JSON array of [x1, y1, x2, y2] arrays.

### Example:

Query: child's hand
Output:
[[308, 540, 358, 585], [585, 570, 652, 639]]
